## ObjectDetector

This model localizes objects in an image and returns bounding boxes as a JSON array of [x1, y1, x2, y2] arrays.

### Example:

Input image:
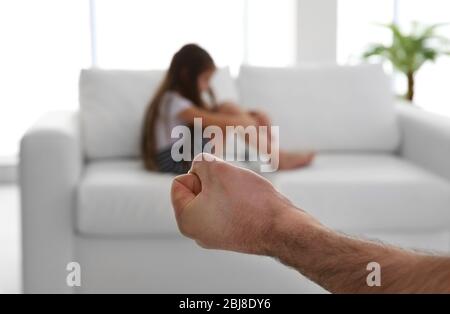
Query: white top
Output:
[[155, 91, 193, 151]]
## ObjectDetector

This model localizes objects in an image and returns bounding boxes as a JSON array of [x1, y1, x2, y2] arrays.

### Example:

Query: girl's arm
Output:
[[216, 102, 245, 115], [177, 106, 257, 131], [217, 102, 272, 127]]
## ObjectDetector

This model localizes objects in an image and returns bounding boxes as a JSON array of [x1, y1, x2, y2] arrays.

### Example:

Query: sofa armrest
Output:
[[397, 104, 450, 181], [20, 110, 83, 293]]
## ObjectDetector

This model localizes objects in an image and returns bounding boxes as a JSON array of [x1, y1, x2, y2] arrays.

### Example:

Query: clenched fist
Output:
[[170, 154, 450, 294], [170, 153, 305, 255]]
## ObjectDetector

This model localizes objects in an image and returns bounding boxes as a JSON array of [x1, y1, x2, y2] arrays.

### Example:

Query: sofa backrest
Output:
[[238, 64, 400, 152], [79, 68, 238, 159], [79, 64, 400, 160]]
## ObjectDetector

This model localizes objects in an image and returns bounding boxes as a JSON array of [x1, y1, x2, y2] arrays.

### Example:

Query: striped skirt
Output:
[[154, 137, 209, 174], [154, 146, 192, 174]]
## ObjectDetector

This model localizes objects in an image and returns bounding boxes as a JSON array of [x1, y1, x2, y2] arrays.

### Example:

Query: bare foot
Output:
[[278, 151, 315, 170]]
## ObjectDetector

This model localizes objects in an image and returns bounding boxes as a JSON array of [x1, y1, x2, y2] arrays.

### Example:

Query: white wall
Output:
[[296, 0, 337, 64]]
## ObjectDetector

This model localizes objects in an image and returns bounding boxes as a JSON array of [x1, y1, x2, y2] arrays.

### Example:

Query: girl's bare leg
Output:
[[278, 151, 315, 170], [218, 104, 315, 170], [216, 102, 245, 115], [249, 110, 315, 170]]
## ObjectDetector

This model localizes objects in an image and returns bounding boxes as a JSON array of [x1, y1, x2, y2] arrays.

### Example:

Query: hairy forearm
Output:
[[268, 208, 450, 293]]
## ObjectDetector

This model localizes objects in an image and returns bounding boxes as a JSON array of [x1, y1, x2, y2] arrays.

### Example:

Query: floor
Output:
[[0, 184, 21, 294]]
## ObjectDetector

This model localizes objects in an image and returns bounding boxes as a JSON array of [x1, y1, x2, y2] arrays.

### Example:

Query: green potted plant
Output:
[[363, 23, 450, 102]]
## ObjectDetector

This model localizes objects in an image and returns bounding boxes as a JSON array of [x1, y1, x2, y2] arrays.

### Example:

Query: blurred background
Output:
[[1, 0, 450, 294], [1, 0, 450, 164]]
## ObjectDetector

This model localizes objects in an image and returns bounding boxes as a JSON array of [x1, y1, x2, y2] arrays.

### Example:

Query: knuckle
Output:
[[191, 153, 211, 171], [195, 240, 213, 250], [209, 159, 228, 173], [177, 220, 193, 238]]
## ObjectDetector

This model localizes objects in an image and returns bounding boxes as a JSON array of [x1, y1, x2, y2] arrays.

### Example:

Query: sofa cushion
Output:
[[77, 155, 450, 236], [275, 154, 450, 232], [77, 160, 178, 235], [237, 64, 400, 152], [79, 67, 238, 160]]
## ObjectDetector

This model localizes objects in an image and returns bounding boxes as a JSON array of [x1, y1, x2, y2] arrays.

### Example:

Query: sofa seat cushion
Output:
[[275, 154, 450, 232], [77, 155, 450, 236], [77, 160, 179, 236]]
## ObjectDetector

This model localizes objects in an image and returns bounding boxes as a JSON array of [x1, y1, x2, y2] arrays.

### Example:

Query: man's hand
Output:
[[171, 154, 450, 293], [170, 153, 311, 255]]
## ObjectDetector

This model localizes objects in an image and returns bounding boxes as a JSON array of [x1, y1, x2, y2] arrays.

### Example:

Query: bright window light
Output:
[[0, 0, 91, 157], [246, 0, 296, 67], [338, 0, 450, 117], [94, 0, 246, 71], [94, 0, 296, 71], [396, 0, 450, 117], [337, 0, 394, 65]]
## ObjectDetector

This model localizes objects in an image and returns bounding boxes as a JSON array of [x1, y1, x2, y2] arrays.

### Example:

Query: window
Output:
[[0, 0, 91, 157], [338, 0, 450, 117], [337, 0, 394, 65], [396, 0, 450, 116], [94, 0, 296, 71], [95, 0, 245, 71], [246, 0, 296, 67]]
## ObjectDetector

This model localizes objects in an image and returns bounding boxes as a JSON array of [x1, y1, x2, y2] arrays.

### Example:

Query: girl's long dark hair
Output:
[[141, 44, 216, 171]]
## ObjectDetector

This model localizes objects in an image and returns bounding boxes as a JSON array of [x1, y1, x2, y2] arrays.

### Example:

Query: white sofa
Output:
[[20, 65, 450, 293]]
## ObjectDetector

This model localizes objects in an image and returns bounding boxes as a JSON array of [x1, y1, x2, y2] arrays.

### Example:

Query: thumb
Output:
[[171, 173, 202, 219]]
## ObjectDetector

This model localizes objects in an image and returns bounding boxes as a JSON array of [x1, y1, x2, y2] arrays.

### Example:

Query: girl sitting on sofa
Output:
[[141, 43, 314, 174]]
